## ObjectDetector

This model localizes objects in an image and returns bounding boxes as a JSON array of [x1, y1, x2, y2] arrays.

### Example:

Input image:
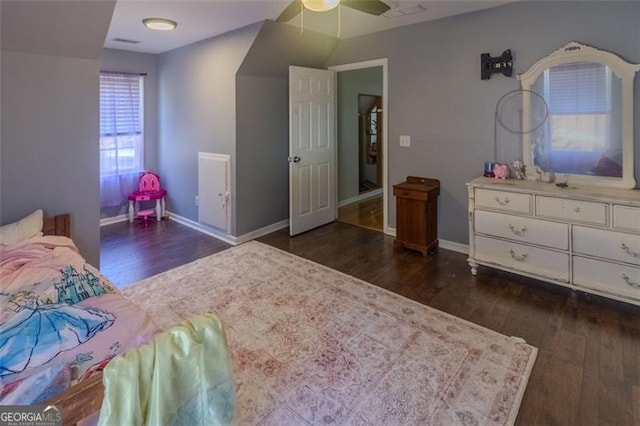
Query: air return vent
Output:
[[112, 37, 141, 44], [383, 4, 426, 18]]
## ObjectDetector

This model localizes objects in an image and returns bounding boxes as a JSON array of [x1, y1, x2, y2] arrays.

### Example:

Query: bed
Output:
[[0, 212, 159, 423]]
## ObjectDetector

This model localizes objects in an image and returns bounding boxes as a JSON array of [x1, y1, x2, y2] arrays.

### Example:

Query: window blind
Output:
[[99, 72, 144, 208], [100, 72, 142, 136], [546, 62, 609, 114]]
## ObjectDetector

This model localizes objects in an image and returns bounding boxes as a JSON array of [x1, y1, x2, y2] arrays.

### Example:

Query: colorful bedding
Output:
[[0, 236, 158, 404]]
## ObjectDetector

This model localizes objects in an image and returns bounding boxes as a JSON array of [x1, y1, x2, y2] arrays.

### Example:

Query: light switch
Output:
[[399, 135, 411, 147]]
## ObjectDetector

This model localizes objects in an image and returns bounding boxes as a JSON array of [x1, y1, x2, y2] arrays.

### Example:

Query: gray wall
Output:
[[327, 0, 640, 245], [237, 21, 338, 78], [100, 48, 159, 219], [0, 51, 101, 265], [235, 75, 289, 235], [337, 67, 382, 201], [150, 19, 338, 237], [234, 21, 337, 236], [158, 22, 262, 235]]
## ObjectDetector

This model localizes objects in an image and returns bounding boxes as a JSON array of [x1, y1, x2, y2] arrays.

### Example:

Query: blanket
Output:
[[99, 313, 235, 426], [0, 236, 158, 404]]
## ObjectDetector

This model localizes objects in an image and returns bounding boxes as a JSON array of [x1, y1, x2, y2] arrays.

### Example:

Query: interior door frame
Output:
[[329, 58, 389, 234]]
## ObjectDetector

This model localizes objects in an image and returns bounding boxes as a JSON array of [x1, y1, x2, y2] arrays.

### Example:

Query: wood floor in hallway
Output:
[[337, 195, 383, 232]]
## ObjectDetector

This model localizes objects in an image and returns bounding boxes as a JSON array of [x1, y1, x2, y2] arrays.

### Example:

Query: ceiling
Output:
[[105, 0, 515, 54], [1, 1, 116, 59]]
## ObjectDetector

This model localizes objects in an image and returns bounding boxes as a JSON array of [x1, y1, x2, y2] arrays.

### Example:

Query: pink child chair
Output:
[[128, 171, 167, 223]]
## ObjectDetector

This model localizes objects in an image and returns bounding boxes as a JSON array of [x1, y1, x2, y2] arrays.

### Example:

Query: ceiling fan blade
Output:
[[341, 0, 391, 16], [276, 0, 303, 22]]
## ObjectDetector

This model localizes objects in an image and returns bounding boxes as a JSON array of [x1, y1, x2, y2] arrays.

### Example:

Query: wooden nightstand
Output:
[[393, 176, 440, 256]]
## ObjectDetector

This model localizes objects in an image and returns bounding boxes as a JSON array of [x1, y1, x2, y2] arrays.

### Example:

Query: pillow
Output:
[[0, 209, 43, 245]]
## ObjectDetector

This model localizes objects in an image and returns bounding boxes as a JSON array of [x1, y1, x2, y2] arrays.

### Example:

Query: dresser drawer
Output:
[[573, 226, 640, 266], [613, 205, 640, 232], [536, 196, 607, 225], [573, 256, 640, 302], [393, 187, 428, 201], [475, 210, 568, 250], [475, 189, 531, 214], [474, 235, 569, 282]]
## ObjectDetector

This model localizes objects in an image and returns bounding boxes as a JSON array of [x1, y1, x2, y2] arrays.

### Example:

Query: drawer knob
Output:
[[509, 249, 528, 262], [573, 206, 581, 213], [508, 224, 528, 236], [494, 196, 511, 206], [620, 243, 639, 258], [621, 273, 640, 289]]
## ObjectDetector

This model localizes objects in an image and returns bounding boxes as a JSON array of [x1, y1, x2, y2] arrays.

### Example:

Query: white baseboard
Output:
[[438, 240, 469, 254], [234, 219, 290, 244], [100, 214, 128, 227], [167, 212, 236, 245], [159, 212, 470, 254], [384, 226, 468, 254], [167, 211, 289, 246], [338, 188, 383, 208]]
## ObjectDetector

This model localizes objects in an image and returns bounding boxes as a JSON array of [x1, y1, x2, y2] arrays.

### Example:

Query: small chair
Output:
[[137, 208, 156, 227], [128, 171, 167, 223]]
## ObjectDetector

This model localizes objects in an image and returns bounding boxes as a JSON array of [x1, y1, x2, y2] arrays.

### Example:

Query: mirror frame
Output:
[[519, 41, 640, 189]]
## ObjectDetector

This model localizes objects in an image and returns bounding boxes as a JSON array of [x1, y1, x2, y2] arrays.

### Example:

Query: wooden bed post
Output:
[[42, 213, 71, 237]]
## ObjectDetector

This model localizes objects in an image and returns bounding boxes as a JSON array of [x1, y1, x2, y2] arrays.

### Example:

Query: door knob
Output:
[[288, 156, 301, 163]]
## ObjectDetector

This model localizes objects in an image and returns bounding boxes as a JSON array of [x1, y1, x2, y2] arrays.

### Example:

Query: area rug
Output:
[[122, 241, 537, 425]]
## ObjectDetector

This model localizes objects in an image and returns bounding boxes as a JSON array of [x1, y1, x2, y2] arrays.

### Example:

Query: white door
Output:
[[289, 66, 337, 236]]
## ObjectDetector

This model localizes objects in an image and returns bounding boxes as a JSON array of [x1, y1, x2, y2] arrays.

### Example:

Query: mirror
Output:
[[519, 42, 640, 188]]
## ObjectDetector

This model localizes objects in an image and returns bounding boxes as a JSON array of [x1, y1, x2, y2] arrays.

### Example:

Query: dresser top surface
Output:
[[468, 177, 640, 205]]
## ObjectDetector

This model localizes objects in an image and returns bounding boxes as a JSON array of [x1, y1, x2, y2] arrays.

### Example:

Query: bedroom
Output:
[[1, 0, 637, 268], [1, 0, 639, 424]]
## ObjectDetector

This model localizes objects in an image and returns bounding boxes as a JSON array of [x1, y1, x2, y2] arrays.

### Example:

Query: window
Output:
[[543, 62, 612, 174], [99, 72, 144, 208]]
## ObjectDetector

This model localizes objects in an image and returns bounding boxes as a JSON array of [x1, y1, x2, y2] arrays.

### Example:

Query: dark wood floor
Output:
[[100, 219, 231, 287], [101, 219, 640, 426]]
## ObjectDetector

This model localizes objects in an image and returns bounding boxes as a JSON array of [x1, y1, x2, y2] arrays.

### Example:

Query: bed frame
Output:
[[42, 213, 71, 238], [41, 214, 105, 424], [47, 374, 104, 424]]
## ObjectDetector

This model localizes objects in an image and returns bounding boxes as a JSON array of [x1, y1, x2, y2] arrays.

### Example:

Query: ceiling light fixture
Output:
[[301, 0, 339, 12], [142, 18, 177, 31]]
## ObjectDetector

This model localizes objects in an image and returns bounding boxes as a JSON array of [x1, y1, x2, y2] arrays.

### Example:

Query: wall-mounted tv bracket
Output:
[[481, 49, 513, 80]]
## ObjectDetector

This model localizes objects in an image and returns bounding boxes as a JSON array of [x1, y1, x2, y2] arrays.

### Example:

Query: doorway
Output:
[[359, 94, 382, 193], [331, 59, 387, 233]]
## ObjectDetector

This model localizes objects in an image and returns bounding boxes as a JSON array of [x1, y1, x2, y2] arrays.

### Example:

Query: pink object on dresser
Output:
[[493, 163, 511, 180], [128, 171, 167, 223]]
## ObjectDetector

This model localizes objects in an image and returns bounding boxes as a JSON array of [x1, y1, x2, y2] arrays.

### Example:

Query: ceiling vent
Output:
[[383, 4, 426, 18], [112, 37, 141, 44]]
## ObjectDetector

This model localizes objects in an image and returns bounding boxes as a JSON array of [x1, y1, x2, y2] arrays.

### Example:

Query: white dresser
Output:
[[467, 177, 640, 306]]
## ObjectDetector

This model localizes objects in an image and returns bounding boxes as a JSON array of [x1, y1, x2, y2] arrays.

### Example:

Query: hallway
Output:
[[337, 195, 383, 232]]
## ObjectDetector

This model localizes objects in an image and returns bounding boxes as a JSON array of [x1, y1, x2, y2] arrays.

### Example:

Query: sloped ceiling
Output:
[[0, 0, 116, 59], [237, 21, 338, 79]]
